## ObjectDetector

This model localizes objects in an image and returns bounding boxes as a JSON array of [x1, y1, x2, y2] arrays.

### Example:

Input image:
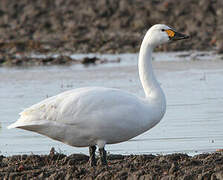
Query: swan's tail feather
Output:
[[7, 120, 47, 129], [8, 117, 67, 145], [7, 114, 45, 130], [7, 122, 21, 129]]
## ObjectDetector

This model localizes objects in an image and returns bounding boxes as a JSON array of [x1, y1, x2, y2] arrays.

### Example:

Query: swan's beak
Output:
[[166, 29, 190, 41]]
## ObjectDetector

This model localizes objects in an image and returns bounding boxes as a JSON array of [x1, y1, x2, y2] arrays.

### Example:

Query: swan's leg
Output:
[[89, 145, 97, 166], [99, 147, 107, 165]]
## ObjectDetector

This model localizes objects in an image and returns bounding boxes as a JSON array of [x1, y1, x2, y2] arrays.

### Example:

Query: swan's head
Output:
[[147, 24, 189, 47]]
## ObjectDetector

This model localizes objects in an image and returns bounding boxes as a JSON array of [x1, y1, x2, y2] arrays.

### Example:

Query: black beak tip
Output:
[[171, 32, 190, 41]]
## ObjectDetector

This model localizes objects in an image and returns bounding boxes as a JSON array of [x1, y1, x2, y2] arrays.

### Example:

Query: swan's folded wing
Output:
[[8, 87, 145, 129], [8, 89, 82, 129]]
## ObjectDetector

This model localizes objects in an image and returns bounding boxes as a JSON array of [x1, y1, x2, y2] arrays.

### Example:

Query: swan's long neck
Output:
[[138, 32, 165, 102]]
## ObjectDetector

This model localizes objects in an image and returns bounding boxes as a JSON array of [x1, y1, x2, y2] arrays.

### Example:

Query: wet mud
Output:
[[1, 149, 223, 179], [0, 55, 121, 66], [0, 0, 222, 56]]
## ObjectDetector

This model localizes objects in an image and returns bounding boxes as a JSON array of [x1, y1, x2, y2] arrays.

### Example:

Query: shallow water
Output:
[[1, 52, 223, 156]]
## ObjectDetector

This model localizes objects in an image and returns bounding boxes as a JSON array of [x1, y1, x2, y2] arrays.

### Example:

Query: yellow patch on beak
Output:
[[165, 29, 175, 38]]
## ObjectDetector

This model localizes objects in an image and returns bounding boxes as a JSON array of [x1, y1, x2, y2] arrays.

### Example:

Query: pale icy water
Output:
[[1, 52, 223, 156]]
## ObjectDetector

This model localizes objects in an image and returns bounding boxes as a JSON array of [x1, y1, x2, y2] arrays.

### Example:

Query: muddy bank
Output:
[[0, 0, 222, 55], [1, 150, 223, 179], [0, 55, 121, 66]]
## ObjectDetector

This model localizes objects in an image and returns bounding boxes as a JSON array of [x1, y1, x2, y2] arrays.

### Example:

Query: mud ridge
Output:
[[0, 0, 222, 56], [1, 150, 223, 179]]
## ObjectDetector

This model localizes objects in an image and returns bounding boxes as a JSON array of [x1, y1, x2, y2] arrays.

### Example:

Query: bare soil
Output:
[[1, 150, 223, 180], [0, 0, 222, 64]]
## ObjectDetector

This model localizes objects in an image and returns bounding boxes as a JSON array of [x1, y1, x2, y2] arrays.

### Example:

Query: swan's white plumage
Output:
[[8, 87, 164, 147], [8, 24, 187, 150]]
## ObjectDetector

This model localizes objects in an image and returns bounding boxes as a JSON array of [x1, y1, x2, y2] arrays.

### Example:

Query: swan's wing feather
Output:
[[10, 87, 147, 129], [56, 88, 145, 125], [9, 88, 91, 128]]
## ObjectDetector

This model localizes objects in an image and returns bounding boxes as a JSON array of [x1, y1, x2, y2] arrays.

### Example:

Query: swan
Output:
[[8, 24, 189, 166]]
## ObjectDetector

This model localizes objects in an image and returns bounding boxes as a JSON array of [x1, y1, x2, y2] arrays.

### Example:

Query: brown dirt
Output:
[[0, 0, 223, 66], [1, 150, 223, 179], [0, 55, 120, 66], [0, 0, 222, 56]]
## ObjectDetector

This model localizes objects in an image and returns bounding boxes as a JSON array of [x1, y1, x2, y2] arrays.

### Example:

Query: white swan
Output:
[[8, 24, 189, 166]]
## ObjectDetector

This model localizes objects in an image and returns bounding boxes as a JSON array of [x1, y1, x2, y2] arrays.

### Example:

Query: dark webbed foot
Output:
[[89, 145, 97, 167], [99, 147, 107, 166]]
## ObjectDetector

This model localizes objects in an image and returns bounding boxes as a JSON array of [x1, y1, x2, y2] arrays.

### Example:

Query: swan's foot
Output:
[[89, 145, 97, 167], [99, 147, 107, 166]]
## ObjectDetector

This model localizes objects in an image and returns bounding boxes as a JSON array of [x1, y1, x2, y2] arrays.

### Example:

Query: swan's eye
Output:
[[161, 29, 165, 32]]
